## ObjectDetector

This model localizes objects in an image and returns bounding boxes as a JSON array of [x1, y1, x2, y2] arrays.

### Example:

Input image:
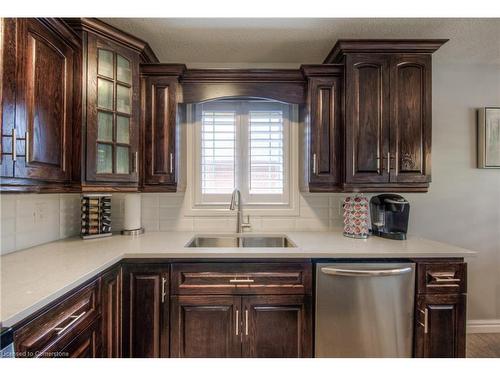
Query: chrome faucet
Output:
[[229, 189, 251, 233]]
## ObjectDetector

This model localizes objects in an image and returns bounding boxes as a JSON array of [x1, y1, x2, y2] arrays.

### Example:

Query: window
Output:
[[194, 100, 291, 207]]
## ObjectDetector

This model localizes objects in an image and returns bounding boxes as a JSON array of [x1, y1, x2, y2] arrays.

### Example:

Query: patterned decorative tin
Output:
[[342, 194, 370, 239]]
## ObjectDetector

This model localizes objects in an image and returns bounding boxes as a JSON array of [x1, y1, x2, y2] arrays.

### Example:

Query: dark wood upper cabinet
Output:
[[100, 266, 122, 358], [84, 34, 140, 185], [1, 18, 18, 179], [121, 264, 169, 358], [390, 54, 432, 183], [1, 18, 78, 191], [242, 295, 312, 358], [301, 65, 343, 192], [140, 65, 186, 192], [326, 39, 447, 192], [15, 19, 74, 182], [170, 295, 242, 358], [64, 18, 159, 192], [345, 54, 391, 185]]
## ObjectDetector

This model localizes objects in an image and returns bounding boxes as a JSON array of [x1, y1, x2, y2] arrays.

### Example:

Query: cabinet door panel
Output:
[[143, 76, 177, 188], [15, 19, 73, 182], [308, 76, 341, 190], [1, 18, 17, 177], [101, 266, 121, 358], [122, 264, 169, 358], [85, 34, 139, 183], [390, 55, 432, 183], [415, 294, 466, 358], [345, 54, 390, 184], [242, 295, 312, 358], [170, 295, 241, 358]]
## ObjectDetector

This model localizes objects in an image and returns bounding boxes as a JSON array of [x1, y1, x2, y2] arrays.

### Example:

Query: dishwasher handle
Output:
[[321, 266, 413, 277]]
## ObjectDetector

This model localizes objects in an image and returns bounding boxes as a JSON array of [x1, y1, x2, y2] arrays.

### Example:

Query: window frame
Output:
[[187, 99, 299, 216]]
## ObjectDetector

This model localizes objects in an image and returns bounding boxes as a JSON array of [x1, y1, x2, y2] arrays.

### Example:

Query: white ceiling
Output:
[[102, 18, 500, 67]]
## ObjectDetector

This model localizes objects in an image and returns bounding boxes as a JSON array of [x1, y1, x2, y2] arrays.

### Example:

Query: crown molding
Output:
[[323, 39, 449, 63], [64, 18, 159, 63]]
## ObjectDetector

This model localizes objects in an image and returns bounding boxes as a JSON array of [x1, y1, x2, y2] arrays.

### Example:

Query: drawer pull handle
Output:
[[424, 308, 428, 334], [25, 131, 30, 162], [434, 277, 461, 283], [12, 129, 17, 161], [54, 311, 86, 336], [161, 277, 167, 303], [245, 309, 249, 336], [229, 278, 254, 284], [427, 283, 459, 288], [235, 309, 239, 336]]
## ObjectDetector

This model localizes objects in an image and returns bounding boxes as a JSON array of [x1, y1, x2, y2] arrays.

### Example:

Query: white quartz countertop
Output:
[[0, 230, 475, 327]]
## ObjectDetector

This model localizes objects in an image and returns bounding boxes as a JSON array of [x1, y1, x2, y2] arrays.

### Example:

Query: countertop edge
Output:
[[2, 251, 474, 328]]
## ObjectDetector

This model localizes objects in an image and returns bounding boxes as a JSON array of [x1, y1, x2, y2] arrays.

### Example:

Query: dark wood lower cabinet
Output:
[[170, 295, 241, 358], [101, 266, 122, 358], [60, 319, 101, 358], [170, 294, 312, 358], [122, 264, 169, 358], [414, 293, 466, 358], [242, 295, 312, 358], [12, 259, 466, 359]]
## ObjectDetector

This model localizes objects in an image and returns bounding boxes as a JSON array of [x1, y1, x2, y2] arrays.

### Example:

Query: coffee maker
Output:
[[369, 194, 410, 240]]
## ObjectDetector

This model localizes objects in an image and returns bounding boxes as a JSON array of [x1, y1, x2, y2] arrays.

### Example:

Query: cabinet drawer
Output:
[[417, 262, 466, 294], [171, 263, 312, 295], [15, 279, 100, 357], [58, 319, 101, 358]]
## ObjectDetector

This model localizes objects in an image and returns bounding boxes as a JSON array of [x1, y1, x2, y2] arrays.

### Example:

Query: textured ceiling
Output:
[[101, 18, 500, 67]]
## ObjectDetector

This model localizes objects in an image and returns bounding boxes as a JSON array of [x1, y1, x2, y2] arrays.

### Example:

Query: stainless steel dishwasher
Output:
[[315, 262, 415, 357]]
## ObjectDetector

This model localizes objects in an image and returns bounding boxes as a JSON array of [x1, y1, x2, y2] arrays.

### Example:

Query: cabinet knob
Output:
[[312, 153, 317, 175], [169, 153, 174, 174]]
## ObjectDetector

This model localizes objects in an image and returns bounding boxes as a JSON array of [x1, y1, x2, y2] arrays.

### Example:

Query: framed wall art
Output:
[[477, 107, 500, 168]]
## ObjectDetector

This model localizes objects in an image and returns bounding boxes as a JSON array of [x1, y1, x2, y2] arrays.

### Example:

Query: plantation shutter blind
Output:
[[249, 110, 284, 195], [201, 110, 236, 194]]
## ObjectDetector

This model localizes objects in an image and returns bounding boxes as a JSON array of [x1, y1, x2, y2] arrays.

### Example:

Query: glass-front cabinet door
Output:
[[86, 35, 139, 184]]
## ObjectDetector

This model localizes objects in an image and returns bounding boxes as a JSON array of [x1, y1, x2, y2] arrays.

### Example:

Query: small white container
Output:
[[122, 193, 144, 236]]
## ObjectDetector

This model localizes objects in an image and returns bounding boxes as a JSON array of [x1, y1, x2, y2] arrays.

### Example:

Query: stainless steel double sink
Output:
[[186, 234, 296, 248]]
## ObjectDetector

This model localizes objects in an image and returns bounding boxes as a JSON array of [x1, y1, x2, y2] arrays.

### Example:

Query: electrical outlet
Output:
[[34, 202, 47, 224]]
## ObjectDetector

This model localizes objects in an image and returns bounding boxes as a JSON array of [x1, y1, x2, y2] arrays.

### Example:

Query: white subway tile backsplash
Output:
[[295, 217, 330, 231], [1, 234, 16, 254], [160, 218, 194, 232], [159, 194, 184, 207], [0, 195, 16, 220], [143, 219, 160, 232], [159, 206, 183, 220], [1, 191, 352, 254], [142, 194, 159, 207], [260, 217, 295, 232], [193, 217, 236, 233]]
